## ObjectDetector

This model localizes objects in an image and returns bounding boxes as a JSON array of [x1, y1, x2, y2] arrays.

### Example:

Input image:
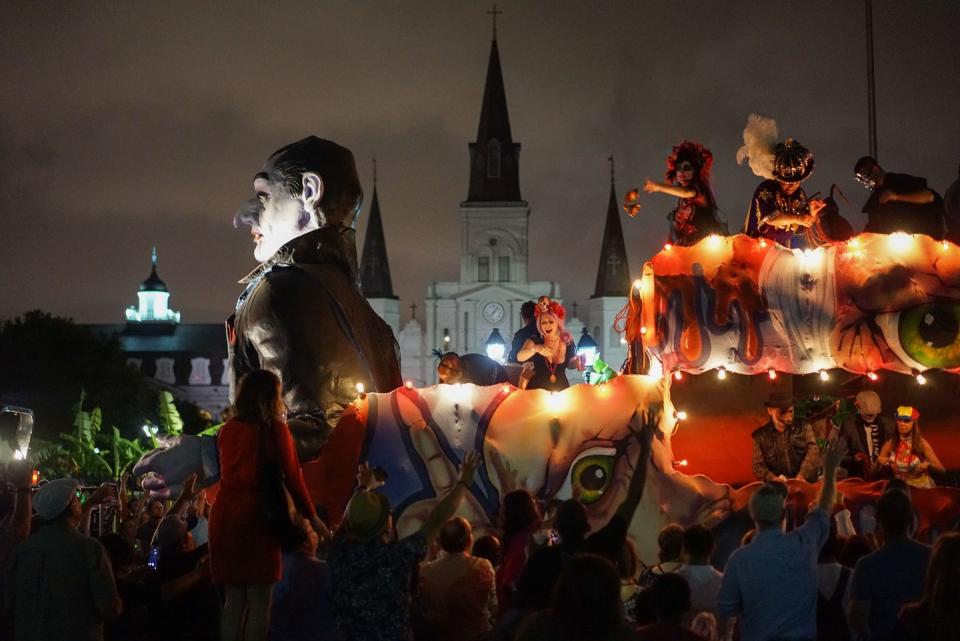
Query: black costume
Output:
[[668, 181, 726, 246], [838, 414, 896, 479], [523, 336, 576, 392], [862, 172, 946, 238], [508, 322, 539, 364], [227, 225, 402, 459]]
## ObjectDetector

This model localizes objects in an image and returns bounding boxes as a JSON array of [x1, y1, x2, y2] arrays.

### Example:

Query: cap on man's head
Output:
[[33, 478, 79, 521], [344, 490, 391, 541], [763, 392, 794, 410], [749, 484, 785, 525], [896, 406, 919, 421], [855, 390, 882, 414]]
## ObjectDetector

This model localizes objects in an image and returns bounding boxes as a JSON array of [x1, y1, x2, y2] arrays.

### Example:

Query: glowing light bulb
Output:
[[675, 410, 688, 421], [717, 367, 727, 381], [942, 240, 949, 251], [355, 382, 365, 396], [916, 372, 927, 385], [819, 370, 830, 381], [867, 371, 879, 381], [887, 232, 912, 253], [404, 380, 413, 389], [759, 239, 767, 248], [676, 459, 689, 467], [663, 243, 673, 251], [848, 237, 862, 249], [767, 369, 777, 380], [706, 234, 723, 250], [673, 370, 683, 381], [502, 384, 511, 394], [633, 279, 644, 291], [640, 326, 648, 335], [620, 336, 627, 345]]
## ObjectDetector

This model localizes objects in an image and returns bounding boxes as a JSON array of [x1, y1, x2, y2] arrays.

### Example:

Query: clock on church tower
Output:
[[482, 301, 505, 323]]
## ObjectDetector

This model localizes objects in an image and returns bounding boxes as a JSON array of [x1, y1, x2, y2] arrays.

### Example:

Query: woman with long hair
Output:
[[516, 296, 583, 391], [642, 140, 726, 246], [876, 406, 945, 488], [209, 369, 326, 641], [895, 532, 960, 641]]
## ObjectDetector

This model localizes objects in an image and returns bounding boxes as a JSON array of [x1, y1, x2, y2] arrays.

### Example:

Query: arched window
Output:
[[487, 139, 501, 178]]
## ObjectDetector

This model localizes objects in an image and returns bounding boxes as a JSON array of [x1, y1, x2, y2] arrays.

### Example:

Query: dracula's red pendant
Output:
[[550, 374, 556, 383]]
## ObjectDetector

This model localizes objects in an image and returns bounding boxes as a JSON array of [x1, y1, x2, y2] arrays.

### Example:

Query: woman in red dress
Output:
[[209, 369, 324, 641]]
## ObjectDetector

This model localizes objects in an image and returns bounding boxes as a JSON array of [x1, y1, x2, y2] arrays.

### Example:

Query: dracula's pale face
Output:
[[251, 176, 307, 262]]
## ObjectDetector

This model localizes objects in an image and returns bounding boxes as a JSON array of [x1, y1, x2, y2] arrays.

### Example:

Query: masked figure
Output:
[[737, 115, 825, 249], [640, 140, 727, 246]]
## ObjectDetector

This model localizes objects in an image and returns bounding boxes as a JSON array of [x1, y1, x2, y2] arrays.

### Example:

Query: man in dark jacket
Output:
[[136, 138, 403, 490], [508, 301, 538, 364], [855, 156, 946, 239], [838, 390, 896, 480], [228, 136, 402, 459], [751, 392, 820, 482]]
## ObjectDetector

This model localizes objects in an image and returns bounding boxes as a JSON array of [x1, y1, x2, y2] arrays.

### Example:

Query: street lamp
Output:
[[485, 328, 506, 363], [577, 327, 598, 367]]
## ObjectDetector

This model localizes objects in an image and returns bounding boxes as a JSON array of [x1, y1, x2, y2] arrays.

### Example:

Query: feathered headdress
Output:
[[666, 140, 713, 184], [534, 295, 566, 321], [736, 114, 778, 180]]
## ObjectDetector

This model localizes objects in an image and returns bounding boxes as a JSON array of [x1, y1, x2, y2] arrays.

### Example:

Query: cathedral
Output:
[[361, 28, 631, 386], [93, 26, 632, 414]]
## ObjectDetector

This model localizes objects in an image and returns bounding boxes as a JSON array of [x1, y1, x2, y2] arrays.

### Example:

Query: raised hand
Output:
[[643, 178, 659, 193]]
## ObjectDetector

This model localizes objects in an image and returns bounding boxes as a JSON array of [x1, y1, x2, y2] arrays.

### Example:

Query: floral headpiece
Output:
[[666, 140, 713, 184], [534, 296, 566, 321]]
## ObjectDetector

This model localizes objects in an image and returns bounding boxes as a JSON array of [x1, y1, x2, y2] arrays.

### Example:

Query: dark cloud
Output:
[[1, 1, 958, 323]]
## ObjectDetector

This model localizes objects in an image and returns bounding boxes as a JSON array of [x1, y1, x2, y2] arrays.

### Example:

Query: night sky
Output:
[[2, 1, 958, 325]]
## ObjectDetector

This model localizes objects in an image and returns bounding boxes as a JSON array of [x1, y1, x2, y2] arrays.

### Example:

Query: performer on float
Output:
[[877, 406, 945, 488], [751, 393, 820, 483], [516, 297, 583, 391], [641, 140, 727, 246], [854, 155, 946, 239], [737, 115, 825, 249], [838, 391, 895, 480]]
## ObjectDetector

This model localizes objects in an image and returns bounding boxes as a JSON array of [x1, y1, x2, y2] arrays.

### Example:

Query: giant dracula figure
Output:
[[229, 137, 401, 458], [136, 138, 401, 489]]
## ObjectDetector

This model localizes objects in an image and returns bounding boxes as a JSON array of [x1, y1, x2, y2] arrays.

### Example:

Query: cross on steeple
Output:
[[151, 245, 158, 267], [606, 253, 622, 272], [487, 4, 502, 39]]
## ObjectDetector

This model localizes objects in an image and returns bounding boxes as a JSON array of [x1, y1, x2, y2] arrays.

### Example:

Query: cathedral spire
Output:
[[465, 12, 523, 204], [593, 158, 631, 298], [360, 160, 396, 299]]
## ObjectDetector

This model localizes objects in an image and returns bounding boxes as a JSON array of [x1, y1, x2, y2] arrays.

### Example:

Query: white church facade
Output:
[[361, 30, 632, 386]]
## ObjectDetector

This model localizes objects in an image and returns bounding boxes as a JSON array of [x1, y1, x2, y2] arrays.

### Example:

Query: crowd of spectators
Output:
[[1, 417, 954, 641]]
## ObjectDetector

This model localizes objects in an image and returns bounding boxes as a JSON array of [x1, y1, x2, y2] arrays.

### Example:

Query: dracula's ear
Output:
[[300, 172, 325, 226]]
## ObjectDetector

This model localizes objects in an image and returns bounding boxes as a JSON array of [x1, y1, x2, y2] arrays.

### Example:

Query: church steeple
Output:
[[593, 157, 631, 298], [465, 11, 523, 204], [360, 159, 396, 299]]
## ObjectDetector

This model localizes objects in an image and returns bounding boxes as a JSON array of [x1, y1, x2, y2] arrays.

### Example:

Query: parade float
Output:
[[135, 137, 960, 566]]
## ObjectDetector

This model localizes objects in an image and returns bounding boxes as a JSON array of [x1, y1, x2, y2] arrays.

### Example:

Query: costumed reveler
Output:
[[641, 140, 727, 246], [737, 114, 825, 249], [516, 296, 583, 391]]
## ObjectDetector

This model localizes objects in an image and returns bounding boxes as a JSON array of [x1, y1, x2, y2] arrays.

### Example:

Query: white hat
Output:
[[34, 478, 80, 521]]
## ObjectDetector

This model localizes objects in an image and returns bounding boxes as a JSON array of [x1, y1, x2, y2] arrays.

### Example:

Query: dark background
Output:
[[1, 1, 958, 324]]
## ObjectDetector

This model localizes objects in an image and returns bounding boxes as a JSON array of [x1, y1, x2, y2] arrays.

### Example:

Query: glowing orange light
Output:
[[717, 367, 727, 380], [767, 369, 777, 380], [942, 240, 950, 251], [759, 239, 767, 248], [867, 371, 879, 381], [676, 459, 689, 467], [663, 243, 673, 251], [675, 410, 688, 421], [404, 380, 414, 389], [31, 470, 40, 486], [673, 370, 683, 381], [640, 326, 648, 335]]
